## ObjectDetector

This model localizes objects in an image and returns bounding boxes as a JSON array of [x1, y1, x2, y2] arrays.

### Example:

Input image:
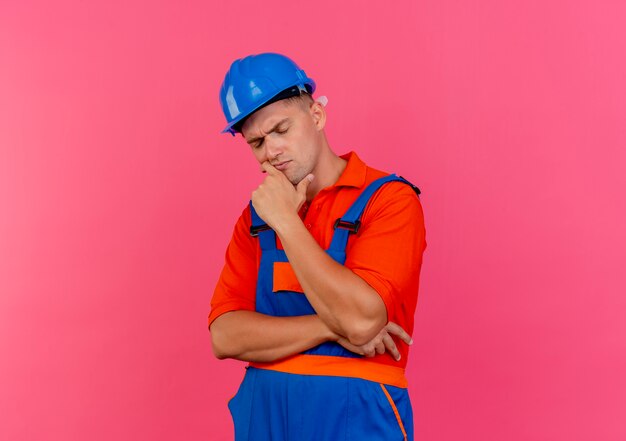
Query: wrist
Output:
[[272, 212, 304, 238]]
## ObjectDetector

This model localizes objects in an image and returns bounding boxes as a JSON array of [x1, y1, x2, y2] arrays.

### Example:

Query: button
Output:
[[306, 223, 312, 229]]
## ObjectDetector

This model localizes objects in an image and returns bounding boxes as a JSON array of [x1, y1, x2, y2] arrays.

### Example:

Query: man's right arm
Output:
[[209, 207, 338, 362], [210, 311, 410, 362], [210, 311, 336, 362]]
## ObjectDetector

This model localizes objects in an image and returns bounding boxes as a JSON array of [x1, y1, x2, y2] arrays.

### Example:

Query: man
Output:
[[209, 52, 426, 441]]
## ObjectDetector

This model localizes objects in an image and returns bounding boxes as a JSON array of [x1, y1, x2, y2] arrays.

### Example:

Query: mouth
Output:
[[273, 160, 291, 171]]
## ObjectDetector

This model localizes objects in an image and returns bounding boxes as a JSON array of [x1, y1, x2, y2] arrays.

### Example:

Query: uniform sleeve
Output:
[[208, 206, 259, 327], [344, 182, 427, 326]]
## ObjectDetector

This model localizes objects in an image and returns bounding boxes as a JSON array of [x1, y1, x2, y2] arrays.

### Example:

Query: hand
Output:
[[336, 322, 412, 361], [251, 161, 314, 228]]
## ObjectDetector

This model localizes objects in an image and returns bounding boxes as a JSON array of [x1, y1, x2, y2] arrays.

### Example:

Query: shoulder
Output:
[[362, 160, 421, 202], [230, 203, 252, 228], [227, 203, 255, 247], [361, 161, 420, 197], [359, 165, 424, 225]]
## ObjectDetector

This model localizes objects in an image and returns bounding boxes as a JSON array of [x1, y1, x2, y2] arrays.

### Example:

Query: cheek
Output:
[[251, 148, 265, 163]]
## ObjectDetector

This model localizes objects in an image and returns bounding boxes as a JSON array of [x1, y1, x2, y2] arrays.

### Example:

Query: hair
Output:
[[281, 92, 314, 110]]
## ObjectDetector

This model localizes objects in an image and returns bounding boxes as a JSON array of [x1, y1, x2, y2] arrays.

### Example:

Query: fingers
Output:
[[382, 333, 401, 361], [340, 323, 413, 361], [261, 161, 280, 175], [363, 345, 376, 357], [385, 322, 413, 345], [296, 174, 314, 197], [375, 341, 385, 355]]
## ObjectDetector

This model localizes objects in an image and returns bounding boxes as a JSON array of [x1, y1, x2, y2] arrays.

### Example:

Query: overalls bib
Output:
[[228, 175, 420, 441]]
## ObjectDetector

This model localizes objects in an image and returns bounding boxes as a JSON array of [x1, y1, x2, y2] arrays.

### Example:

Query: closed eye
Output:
[[246, 118, 290, 147], [275, 123, 289, 134]]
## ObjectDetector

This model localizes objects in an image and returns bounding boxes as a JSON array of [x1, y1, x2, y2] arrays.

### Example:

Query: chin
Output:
[[287, 171, 303, 186], [292, 172, 311, 186]]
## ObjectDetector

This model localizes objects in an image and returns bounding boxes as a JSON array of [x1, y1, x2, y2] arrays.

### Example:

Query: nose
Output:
[[264, 135, 283, 162]]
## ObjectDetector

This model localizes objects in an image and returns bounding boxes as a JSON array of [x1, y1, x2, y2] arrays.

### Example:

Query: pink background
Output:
[[1, 1, 625, 440]]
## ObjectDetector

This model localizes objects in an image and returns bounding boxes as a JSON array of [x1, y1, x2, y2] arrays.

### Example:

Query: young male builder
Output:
[[209, 52, 427, 441]]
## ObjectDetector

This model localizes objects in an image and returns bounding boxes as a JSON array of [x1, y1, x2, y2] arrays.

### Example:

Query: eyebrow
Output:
[[246, 118, 290, 145]]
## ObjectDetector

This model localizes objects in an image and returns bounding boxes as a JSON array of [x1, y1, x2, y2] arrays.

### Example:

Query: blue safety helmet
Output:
[[219, 53, 316, 135]]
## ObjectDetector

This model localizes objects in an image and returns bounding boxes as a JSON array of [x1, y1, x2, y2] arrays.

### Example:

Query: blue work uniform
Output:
[[228, 175, 419, 441]]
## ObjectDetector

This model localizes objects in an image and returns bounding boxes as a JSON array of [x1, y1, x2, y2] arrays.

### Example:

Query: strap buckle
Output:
[[250, 224, 271, 237], [334, 218, 361, 234], [398, 175, 421, 196]]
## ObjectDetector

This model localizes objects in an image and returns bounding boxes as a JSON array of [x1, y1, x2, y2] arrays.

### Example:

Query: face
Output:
[[241, 97, 325, 185]]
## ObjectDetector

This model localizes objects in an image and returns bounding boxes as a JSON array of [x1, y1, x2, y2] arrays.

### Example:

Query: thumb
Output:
[[297, 174, 314, 196]]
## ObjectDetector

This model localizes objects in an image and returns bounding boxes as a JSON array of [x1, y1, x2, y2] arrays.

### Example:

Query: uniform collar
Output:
[[332, 151, 367, 189]]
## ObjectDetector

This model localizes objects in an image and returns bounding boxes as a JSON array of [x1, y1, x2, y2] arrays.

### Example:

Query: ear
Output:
[[309, 100, 326, 131]]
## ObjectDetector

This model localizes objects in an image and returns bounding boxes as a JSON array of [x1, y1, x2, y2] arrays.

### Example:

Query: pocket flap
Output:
[[273, 262, 304, 293]]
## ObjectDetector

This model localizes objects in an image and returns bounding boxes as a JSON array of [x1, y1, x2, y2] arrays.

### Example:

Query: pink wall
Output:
[[1, 1, 625, 440]]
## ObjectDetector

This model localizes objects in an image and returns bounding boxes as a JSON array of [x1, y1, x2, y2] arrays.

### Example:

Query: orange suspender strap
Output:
[[249, 354, 408, 388]]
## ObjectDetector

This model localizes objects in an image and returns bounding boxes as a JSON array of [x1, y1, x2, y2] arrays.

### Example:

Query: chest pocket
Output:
[[273, 262, 304, 294]]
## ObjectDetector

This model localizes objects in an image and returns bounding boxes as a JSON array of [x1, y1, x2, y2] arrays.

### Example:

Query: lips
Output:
[[273, 161, 291, 171]]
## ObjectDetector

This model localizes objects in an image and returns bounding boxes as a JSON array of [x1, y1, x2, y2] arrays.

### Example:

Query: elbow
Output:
[[210, 336, 228, 360], [346, 330, 377, 347], [212, 344, 229, 360], [339, 284, 388, 346], [209, 324, 233, 360], [344, 316, 386, 346], [341, 296, 388, 346]]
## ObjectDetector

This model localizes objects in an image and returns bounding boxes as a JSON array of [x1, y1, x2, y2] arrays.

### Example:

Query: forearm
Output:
[[209, 310, 337, 362], [273, 215, 387, 345]]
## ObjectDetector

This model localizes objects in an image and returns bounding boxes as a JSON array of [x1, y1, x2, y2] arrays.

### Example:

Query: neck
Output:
[[306, 141, 347, 201]]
